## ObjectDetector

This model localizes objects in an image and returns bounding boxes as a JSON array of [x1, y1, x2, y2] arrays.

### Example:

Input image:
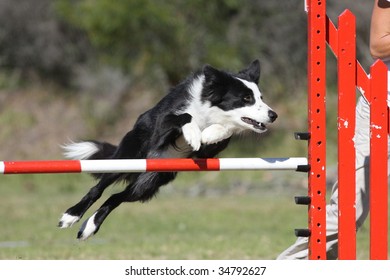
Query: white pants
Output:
[[277, 96, 390, 259]]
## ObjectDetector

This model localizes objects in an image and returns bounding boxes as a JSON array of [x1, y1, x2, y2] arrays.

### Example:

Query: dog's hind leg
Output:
[[59, 130, 143, 228], [77, 172, 176, 240], [58, 172, 123, 228], [76, 190, 126, 240]]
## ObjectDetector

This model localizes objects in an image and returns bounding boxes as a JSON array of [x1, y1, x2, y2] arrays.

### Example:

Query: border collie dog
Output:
[[59, 60, 277, 240]]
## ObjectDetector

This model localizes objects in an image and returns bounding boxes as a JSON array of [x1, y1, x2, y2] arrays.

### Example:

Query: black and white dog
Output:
[[59, 60, 277, 240]]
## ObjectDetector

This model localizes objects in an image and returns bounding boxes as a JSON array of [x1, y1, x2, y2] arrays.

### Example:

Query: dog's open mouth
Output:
[[241, 117, 267, 131]]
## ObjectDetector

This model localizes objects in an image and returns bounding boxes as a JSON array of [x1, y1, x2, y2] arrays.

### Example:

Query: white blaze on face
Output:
[[236, 78, 263, 103]]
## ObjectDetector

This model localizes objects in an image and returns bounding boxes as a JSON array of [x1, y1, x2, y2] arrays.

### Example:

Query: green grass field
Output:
[[0, 170, 387, 260]]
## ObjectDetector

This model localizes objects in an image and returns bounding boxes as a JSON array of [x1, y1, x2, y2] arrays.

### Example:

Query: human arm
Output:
[[370, 0, 390, 59]]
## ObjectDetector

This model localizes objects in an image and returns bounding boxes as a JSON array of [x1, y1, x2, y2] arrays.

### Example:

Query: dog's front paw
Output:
[[182, 122, 202, 151], [201, 124, 232, 145]]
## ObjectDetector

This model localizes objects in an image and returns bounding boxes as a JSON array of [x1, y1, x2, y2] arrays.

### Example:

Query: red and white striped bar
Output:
[[0, 157, 308, 174]]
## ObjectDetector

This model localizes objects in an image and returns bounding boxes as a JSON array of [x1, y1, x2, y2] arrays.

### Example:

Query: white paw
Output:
[[182, 122, 202, 151], [77, 213, 98, 241], [58, 213, 80, 228], [201, 124, 232, 145]]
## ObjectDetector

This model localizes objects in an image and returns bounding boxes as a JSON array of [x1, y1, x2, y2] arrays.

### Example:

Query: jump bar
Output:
[[0, 157, 308, 174]]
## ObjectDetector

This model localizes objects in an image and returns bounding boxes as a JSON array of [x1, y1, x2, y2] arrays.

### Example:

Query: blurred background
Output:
[[0, 0, 383, 259], [0, 0, 375, 159]]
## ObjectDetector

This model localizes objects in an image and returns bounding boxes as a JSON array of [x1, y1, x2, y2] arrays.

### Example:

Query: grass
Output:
[[0, 170, 387, 260], [0, 172, 303, 260]]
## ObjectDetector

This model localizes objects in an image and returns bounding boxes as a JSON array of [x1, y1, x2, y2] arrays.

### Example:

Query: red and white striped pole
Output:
[[0, 157, 308, 175]]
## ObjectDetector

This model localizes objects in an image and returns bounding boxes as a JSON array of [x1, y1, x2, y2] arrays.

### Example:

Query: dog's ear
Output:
[[203, 64, 226, 85], [202, 65, 227, 104], [239, 60, 261, 84]]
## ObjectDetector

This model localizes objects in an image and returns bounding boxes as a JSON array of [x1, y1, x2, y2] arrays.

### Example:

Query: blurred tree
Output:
[[0, 0, 90, 86], [55, 0, 311, 95], [56, 0, 241, 84], [0, 0, 373, 95]]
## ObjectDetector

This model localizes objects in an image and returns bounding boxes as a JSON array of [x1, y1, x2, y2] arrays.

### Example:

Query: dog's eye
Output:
[[243, 95, 253, 102]]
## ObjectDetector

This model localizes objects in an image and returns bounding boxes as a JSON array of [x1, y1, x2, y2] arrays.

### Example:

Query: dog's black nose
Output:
[[268, 110, 278, 122]]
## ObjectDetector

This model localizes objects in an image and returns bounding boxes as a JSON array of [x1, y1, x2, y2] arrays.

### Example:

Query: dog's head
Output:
[[201, 60, 277, 134]]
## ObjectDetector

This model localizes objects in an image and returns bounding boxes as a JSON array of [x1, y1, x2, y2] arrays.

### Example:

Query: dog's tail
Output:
[[62, 140, 117, 160], [62, 140, 118, 179]]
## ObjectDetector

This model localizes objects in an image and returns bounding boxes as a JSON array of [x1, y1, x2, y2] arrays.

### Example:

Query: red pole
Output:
[[337, 10, 357, 260], [369, 60, 388, 259], [309, 0, 388, 260], [2, 160, 82, 174], [307, 0, 327, 260]]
